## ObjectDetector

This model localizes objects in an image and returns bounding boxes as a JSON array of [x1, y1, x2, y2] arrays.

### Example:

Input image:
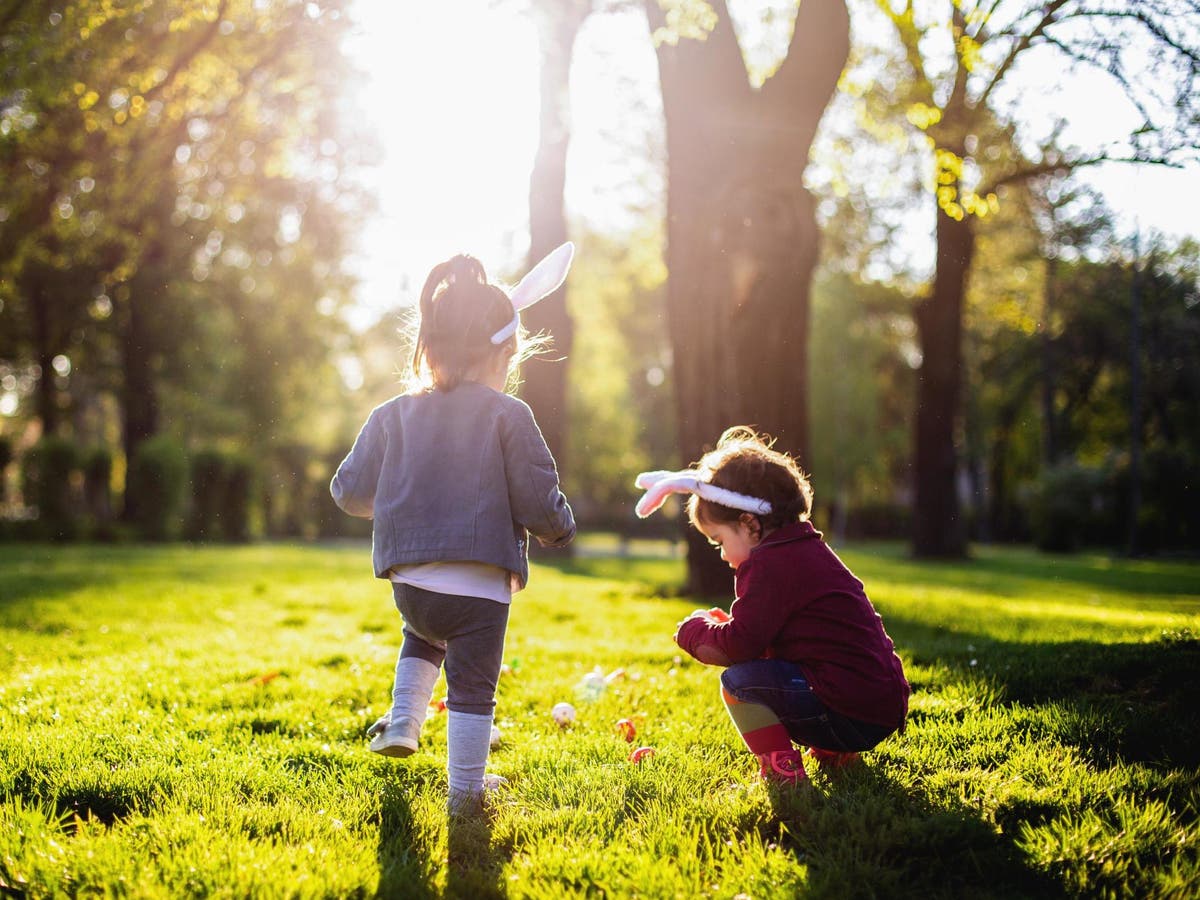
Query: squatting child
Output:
[[634, 426, 909, 786]]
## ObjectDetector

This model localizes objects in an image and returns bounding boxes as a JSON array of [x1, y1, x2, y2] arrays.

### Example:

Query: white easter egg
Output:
[[551, 701, 576, 726]]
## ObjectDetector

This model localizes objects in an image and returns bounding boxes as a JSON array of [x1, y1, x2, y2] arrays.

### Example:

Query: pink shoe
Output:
[[756, 750, 808, 786], [806, 747, 860, 769]]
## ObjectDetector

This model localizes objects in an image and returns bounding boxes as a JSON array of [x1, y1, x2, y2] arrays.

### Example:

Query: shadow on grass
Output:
[[842, 543, 1200, 600], [765, 764, 1061, 899], [375, 772, 511, 900], [888, 609, 1200, 769], [0, 549, 116, 610]]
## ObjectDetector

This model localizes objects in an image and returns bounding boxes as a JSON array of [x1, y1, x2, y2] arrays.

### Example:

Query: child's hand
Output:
[[672, 614, 734, 667]]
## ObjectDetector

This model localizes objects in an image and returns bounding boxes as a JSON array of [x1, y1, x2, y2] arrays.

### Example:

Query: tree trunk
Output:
[[1127, 242, 1143, 556], [646, 0, 849, 594], [522, 3, 588, 477], [119, 263, 162, 523], [30, 278, 60, 437], [1040, 255, 1059, 465], [912, 208, 973, 558]]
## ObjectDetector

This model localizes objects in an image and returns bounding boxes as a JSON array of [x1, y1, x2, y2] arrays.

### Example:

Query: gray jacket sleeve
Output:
[[501, 400, 576, 548], [330, 407, 385, 518]]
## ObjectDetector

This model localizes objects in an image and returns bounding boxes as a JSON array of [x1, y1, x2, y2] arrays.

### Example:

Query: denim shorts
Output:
[[721, 659, 896, 752]]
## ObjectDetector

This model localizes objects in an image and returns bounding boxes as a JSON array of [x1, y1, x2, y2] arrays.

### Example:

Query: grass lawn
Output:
[[1, 540, 1198, 899]]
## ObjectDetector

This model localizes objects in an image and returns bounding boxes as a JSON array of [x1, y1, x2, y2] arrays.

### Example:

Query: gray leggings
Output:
[[392, 582, 510, 716]]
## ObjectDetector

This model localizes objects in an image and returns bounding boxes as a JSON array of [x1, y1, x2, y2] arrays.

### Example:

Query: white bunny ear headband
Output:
[[634, 470, 771, 519], [490, 241, 575, 345]]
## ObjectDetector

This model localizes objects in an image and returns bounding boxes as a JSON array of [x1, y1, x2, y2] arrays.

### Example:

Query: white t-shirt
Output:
[[388, 560, 516, 605]]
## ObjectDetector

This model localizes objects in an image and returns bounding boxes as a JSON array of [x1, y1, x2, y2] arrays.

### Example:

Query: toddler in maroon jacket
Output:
[[635, 427, 909, 786]]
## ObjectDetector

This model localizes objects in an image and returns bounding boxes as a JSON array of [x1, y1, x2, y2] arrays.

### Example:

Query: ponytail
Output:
[[410, 254, 522, 392]]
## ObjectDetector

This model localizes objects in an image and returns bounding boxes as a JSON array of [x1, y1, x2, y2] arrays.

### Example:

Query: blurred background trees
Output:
[[1, 0, 372, 539], [1, 1, 1197, 576]]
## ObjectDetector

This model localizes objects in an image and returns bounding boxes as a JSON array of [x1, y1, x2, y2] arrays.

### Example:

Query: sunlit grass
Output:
[[1, 542, 1198, 898]]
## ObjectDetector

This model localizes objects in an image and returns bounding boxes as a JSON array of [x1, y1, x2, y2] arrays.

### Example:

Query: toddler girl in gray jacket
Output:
[[331, 245, 577, 816]]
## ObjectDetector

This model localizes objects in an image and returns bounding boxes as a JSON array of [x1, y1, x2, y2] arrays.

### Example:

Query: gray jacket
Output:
[[330, 382, 575, 588]]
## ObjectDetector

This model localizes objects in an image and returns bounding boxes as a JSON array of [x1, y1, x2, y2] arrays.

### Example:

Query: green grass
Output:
[[1, 541, 1198, 899]]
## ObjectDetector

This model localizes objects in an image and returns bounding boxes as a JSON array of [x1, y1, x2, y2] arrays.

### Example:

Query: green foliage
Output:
[[187, 449, 226, 542], [221, 454, 255, 544], [125, 436, 187, 542], [0, 0, 372, 472], [1026, 461, 1110, 553], [808, 272, 913, 534], [187, 448, 256, 543], [1135, 446, 1200, 552], [80, 445, 115, 538], [20, 437, 80, 541], [1, 542, 1198, 896], [563, 230, 675, 528]]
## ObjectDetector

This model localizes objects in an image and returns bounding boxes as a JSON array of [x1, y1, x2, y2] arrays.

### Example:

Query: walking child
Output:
[[331, 244, 577, 815], [634, 426, 909, 786]]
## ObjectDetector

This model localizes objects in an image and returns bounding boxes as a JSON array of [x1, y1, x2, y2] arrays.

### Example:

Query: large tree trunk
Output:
[[646, 0, 849, 594], [912, 208, 973, 557], [522, 3, 588, 477]]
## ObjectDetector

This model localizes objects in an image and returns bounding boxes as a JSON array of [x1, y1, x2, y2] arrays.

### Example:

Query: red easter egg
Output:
[[615, 718, 637, 742], [629, 746, 656, 763]]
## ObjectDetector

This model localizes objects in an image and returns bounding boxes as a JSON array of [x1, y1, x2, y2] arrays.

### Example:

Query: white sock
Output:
[[390, 656, 440, 726], [446, 710, 493, 799]]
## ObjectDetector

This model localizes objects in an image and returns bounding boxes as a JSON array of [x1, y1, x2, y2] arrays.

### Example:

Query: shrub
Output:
[[845, 502, 912, 540], [1127, 447, 1200, 553], [81, 446, 116, 540], [21, 437, 81, 540], [1027, 461, 1109, 553], [187, 450, 227, 541], [221, 455, 254, 542], [187, 449, 255, 542], [125, 436, 187, 541]]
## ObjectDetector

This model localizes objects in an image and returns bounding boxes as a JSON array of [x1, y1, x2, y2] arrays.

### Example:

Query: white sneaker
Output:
[[367, 714, 420, 757]]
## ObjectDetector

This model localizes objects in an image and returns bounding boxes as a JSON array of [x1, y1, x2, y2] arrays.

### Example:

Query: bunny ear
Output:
[[633, 468, 774, 519], [634, 470, 678, 490], [510, 242, 575, 312], [634, 473, 702, 519]]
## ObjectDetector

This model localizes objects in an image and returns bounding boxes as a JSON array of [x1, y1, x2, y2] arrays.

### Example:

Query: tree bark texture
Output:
[[645, 0, 849, 594]]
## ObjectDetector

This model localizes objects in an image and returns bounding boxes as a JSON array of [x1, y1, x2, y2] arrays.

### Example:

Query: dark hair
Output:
[[410, 254, 535, 392], [686, 426, 813, 536]]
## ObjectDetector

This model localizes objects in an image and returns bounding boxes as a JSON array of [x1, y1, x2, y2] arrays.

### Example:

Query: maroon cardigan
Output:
[[675, 521, 909, 730]]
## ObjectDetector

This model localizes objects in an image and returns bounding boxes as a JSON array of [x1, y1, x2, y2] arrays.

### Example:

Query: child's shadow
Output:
[[445, 811, 510, 900], [375, 776, 510, 900], [765, 764, 1060, 899]]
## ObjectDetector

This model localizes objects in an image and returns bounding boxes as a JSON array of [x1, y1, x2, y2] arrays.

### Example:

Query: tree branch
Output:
[[980, 152, 1184, 196], [765, 0, 849, 111], [1057, 7, 1200, 65], [976, 0, 1071, 113]]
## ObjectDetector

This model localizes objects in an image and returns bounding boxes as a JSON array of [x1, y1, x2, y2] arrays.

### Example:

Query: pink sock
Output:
[[741, 723, 794, 756]]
